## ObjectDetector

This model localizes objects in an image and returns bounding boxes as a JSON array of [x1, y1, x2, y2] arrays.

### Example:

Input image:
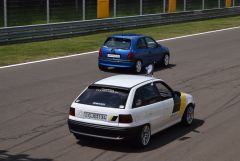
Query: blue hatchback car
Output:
[[98, 34, 170, 73]]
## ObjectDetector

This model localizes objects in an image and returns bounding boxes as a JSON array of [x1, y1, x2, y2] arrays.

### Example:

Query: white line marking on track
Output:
[[156, 26, 240, 42], [0, 26, 240, 70], [0, 51, 98, 69]]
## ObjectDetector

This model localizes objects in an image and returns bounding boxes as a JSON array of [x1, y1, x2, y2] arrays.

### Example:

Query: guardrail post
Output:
[[4, 0, 7, 27], [113, 0, 116, 17], [163, 0, 166, 13], [202, 0, 205, 10], [184, 0, 186, 11], [82, 0, 85, 20], [140, 0, 142, 15], [46, 0, 50, 23]]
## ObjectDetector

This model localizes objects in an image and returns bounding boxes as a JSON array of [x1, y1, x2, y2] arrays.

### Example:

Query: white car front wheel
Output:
[[181, 105, 194, 126]]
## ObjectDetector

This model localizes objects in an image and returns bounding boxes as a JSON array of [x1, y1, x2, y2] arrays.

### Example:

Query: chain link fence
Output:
[[116, 0, 140, 16], [204, 0, 218, 9], [0, 0, 3, 27], [1, 0, 4, 26], [7, 0, 46, 26], [0, 0, 239, 28], [50, 0, 82, 22], [142, 0, 164, 14], [186, 0, 202, 10]]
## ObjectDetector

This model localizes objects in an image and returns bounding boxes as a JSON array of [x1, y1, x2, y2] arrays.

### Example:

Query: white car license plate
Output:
[[107, 54, 120, 58], [84, 112, 107, 121]]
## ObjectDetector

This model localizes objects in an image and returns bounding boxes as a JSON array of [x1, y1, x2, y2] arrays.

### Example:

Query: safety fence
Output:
[[0, 7, 240, 44], [0, 0, 239, 27]]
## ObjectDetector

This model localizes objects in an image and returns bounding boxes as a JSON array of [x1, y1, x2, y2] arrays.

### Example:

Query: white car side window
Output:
[[133, 83, 160, 108], [155, 82, 172, 100]]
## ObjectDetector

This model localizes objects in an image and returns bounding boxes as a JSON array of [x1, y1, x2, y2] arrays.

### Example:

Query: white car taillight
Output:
[[119, 114, 133, 123], [69, 107, 75, 116]]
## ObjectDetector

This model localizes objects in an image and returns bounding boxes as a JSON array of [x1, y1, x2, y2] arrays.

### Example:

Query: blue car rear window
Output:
[[104, 37, 131, 50]]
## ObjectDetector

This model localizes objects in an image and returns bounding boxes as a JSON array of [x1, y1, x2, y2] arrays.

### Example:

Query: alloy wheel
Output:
[[141, 125, 151, 146]]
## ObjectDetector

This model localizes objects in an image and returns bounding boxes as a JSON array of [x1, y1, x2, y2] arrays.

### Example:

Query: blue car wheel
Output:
[[98, 65, 107, 71], [162, 54, 170, 67], [135, 60, 142, 73]]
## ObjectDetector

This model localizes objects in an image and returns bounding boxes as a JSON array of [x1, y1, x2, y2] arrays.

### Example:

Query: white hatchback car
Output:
[[68, 75, 195, 147]]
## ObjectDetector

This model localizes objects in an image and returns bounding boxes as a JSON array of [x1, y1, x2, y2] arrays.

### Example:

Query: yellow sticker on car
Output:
[[179, 93, 187, 116], [108, 115, 118, 122], [108, 115, 114, 121]]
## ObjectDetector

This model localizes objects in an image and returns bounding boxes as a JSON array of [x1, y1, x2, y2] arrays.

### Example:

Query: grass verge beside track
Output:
[[0, 15, 240, 66]]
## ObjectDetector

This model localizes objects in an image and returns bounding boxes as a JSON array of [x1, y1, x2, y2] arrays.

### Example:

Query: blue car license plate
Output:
[[107, 54, 120, 58]]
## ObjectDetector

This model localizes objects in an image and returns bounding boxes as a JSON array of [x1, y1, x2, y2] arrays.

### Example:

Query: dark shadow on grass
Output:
[[76, 118, 204, 153], [100, 64, 176, 75], [0, 150, 52, 161]]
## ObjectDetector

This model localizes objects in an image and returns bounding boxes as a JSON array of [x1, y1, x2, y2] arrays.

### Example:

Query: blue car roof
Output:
[[111, 33, 144, 39]]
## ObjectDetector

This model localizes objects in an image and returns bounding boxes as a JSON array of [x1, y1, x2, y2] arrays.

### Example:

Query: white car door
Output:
[[131, 83, 166, 134], [154, 81, 180, 129]]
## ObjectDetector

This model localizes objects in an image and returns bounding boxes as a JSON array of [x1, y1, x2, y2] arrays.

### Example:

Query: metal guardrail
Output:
[[0, 7, 240, 45]]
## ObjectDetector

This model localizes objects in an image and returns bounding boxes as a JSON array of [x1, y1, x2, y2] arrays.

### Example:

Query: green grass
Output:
[[1, 15, 240, 66]]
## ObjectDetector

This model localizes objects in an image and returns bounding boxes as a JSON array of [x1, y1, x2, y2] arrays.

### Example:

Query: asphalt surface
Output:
[[0, 28, 240, 161]]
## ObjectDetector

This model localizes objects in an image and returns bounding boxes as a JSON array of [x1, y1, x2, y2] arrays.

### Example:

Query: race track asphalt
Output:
[[0, 28, 240, 161]]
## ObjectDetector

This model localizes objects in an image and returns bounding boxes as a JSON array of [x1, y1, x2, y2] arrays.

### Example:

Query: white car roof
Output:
[[94, 75, 161, 88]]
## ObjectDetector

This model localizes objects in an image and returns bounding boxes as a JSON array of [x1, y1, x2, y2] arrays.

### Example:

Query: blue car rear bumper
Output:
[[98, 58, 135, 69]]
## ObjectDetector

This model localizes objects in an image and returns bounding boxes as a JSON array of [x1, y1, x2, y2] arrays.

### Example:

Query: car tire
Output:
[[135, 60, 142, 73], [73, 134, 87, 140], [73, 134, 82, 140], [162, 53, 170, 67], [98, 65, 106, 71], [135, 124, 151, 147], [181, 105, 194, 126]]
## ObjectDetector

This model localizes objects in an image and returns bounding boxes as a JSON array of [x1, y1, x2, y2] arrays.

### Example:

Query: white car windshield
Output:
[[75, 86, 129, 108]]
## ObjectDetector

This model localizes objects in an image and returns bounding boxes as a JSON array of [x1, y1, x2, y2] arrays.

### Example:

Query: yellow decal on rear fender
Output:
[[179, 93, 187, 116], [108, 115, 114, 122]]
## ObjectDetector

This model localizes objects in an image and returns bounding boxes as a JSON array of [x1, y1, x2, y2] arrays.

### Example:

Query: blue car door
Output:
[[145, 37, 163, 64], [135, 38, 151, 66]]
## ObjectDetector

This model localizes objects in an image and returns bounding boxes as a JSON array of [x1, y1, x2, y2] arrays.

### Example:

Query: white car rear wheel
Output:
[[136, 124, 151, 147]]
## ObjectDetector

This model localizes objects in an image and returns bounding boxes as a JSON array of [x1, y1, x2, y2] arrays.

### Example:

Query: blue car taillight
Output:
[[127, 52, 135, 61], [98, 48, 103, 58]]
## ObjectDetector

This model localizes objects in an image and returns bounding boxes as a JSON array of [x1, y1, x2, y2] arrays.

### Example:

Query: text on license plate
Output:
[[84, 112, 107, 121], [107, 54, 120, 58]]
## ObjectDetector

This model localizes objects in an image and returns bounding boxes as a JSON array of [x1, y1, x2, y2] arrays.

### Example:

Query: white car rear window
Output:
[[75, 86, 129, 109]]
